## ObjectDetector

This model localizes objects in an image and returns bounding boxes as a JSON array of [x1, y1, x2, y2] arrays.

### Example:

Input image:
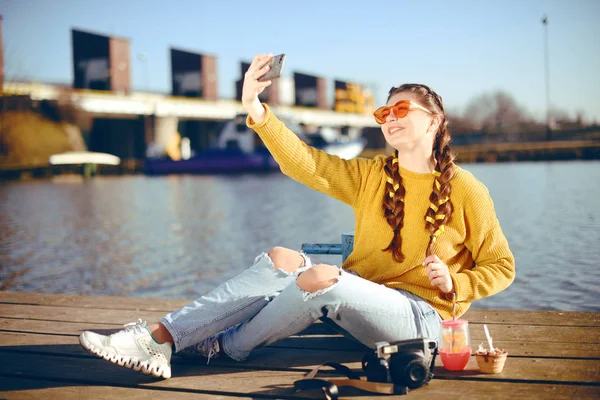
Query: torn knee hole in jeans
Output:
[[298, 270, 342, 301], [267, 251, 311, 277]]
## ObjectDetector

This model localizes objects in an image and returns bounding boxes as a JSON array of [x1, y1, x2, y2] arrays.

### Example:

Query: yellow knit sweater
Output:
[[248, 105, 515, 320]]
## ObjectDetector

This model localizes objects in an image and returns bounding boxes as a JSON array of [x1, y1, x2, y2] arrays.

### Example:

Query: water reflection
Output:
[[1, 161, 598, 311]]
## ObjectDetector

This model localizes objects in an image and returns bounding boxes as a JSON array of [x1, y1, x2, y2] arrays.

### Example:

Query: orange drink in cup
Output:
[[439, 319, 471, 371]]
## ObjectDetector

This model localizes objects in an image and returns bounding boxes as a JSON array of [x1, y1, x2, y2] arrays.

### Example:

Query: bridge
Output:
[[3, 81, 378, 127], [2, 81, 380, 172]]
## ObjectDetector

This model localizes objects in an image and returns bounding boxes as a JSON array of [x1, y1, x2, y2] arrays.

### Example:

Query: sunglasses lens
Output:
[[393, 102, 409, 118], [374, 107, 389, 124], [374, 101, 413, 123]]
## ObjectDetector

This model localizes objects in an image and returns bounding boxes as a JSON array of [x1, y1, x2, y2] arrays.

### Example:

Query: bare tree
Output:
[[463, 91, 530, 137], [548, 108, 586, 131]]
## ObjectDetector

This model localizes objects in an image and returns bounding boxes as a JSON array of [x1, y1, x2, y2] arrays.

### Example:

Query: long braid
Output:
[[381, 84, 456, 261], [424, 116, 455, 256], [382, 150, 407, 262]]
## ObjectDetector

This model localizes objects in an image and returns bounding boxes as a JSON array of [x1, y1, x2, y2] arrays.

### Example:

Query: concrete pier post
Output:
[[149, 116, 180, 159]]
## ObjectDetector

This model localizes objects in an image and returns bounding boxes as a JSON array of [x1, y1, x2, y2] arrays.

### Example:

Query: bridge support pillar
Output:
[[147, 116, 180, 159]]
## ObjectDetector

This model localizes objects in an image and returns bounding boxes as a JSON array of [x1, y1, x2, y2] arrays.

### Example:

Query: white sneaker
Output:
[[79, 319, 172, 379]]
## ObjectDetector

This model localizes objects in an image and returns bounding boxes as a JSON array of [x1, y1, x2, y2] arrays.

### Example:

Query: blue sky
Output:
[[2, 0, 599, 121]]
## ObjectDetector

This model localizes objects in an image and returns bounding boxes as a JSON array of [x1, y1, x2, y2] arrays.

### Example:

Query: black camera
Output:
[[362, 338, 438, 391]]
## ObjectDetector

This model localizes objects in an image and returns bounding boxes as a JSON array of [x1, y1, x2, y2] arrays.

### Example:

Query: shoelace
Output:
[[121, 318, 147, 335], [205, 341, 218, 365]]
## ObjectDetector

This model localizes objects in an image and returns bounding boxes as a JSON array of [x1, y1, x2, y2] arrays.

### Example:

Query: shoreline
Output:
[[2, 140, 599, 180]]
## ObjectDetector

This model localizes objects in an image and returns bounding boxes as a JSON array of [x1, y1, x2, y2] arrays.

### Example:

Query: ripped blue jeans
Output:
[[160, 252, 442, 362]]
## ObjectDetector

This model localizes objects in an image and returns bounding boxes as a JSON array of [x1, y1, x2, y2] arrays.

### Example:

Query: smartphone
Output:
[[258, 54, 286, 82]]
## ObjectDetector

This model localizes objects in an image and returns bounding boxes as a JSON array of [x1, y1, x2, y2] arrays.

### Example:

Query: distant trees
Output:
[[463, 91, 530, 135], [446, 90, 597, 144]]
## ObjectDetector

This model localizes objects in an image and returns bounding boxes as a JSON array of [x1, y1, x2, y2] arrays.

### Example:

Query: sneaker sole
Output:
[[79, 333, 171, 379]]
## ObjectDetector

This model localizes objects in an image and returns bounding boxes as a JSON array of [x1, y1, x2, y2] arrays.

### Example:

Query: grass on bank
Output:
[[0, 111, 84, 169]]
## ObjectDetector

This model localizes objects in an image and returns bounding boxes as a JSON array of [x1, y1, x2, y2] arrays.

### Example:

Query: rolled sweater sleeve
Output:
[[247, 104, 372, 206], [451, 182, 516, 303]]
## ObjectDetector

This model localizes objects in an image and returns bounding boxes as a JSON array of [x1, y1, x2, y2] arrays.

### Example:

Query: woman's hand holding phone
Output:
[[242, 54, 274, 124]]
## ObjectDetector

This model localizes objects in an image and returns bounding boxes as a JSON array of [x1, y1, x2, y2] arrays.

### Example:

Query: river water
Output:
[[1, 161, 599, 312]]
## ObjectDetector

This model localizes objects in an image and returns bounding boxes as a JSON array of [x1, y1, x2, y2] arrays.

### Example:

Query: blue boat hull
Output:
[[143, 150, 279, 175], [143, 139, 366, 175]]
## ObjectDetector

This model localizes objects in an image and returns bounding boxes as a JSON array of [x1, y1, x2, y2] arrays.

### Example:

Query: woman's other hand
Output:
[[423, 254, 453, 294], [241, 53, 274, 124]]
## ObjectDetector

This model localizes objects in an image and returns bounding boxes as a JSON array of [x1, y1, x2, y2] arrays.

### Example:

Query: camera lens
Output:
[[389, 354, 430, 389], [404, 359, 428, 388]]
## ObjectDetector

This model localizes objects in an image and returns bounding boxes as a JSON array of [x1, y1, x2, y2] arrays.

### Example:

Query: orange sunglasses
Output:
[[373, 100, 432, 124]]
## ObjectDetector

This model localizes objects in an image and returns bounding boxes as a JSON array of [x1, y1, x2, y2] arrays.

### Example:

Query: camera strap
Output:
[[294, 362, 408, 400]]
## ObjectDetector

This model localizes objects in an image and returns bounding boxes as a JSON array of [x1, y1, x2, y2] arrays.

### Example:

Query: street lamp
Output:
[[542, 15, 551, 141]]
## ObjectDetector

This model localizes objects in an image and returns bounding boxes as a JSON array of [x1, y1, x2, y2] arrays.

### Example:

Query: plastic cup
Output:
[[439, 319, 471, 371]]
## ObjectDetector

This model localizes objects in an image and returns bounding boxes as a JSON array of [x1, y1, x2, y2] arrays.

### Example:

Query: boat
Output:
[[49, 151, 122, 178], [49, 151, 121, 166], [143, 116, 366, 175], [298, 124, 366, 161], [143, 147, 277, 175]]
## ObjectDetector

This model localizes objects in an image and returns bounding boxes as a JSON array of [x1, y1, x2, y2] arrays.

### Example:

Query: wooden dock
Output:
[[1, 291, 598, 399]]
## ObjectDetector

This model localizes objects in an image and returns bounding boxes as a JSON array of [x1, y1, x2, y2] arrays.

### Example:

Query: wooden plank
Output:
[[1, 352, 598, 399], [0, 319, 329, 339], [466, 324, 600, 344], [0, 291, 189, 312], [0, 318, 121, 336], [0, 377, 229, 399], [0, 316, 338, 337], [1, 377, 598, 400], [0, 332, 82, 347], [0, 304, 167, 325], [2, 292, 598, 327], [0, 351, 306, 399], [2, 303, 597, 345], [465, 309, 600, 327], [0, 304, 332, 338], [1, 332, 599, 385]]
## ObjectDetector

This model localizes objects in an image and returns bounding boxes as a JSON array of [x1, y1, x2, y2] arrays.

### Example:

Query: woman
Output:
[[80, 54, 515, 379]]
